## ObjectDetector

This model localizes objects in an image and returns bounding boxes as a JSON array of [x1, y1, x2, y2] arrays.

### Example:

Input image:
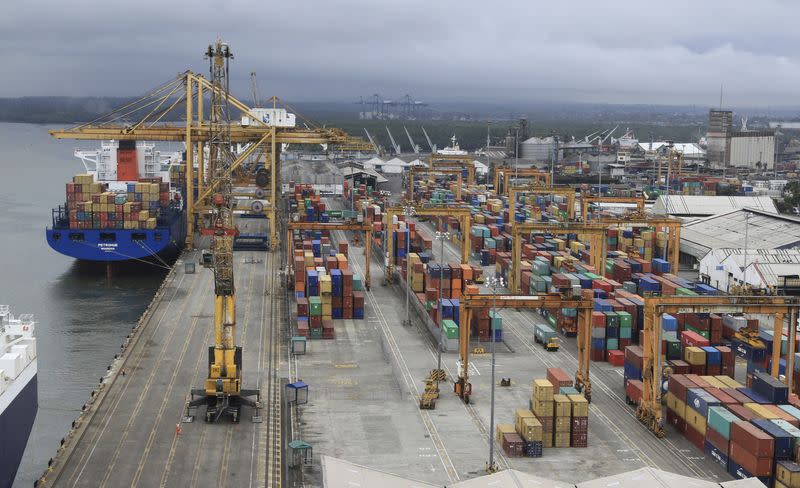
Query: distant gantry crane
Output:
[[421, 126, 437, 153], [404, 126, 420, 154]]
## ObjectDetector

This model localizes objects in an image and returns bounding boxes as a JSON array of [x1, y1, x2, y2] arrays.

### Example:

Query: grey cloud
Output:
[[4, 0, 800, 106]]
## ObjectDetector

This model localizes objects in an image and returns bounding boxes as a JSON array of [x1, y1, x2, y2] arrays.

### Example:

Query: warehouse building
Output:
[[699, 248, 800, 292], [651, 195, 778, 219], [729, 130, 775, 170], [679, 208, 800, 266]]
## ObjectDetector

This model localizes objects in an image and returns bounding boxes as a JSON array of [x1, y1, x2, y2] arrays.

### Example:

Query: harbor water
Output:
[[0, 123, 170, 487]]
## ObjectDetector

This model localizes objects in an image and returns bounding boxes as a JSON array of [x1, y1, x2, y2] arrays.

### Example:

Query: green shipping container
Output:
[[605, 312, 619, 327], [353, 274, 364, 291], [619, 326, 632, 340], [686, 325, 710, 339], [707, 406, 738, 439], [607, 338, 619, 350], [442, 319, 459, 339], [675, 287, 698, 296], [617, 311, 632, 328], [489, 311, 503, 330], [309, 327, 323, 339], [309, 296, 322, 316]]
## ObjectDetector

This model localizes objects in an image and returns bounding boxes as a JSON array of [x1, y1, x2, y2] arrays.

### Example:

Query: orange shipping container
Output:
[[460, 264, 473, 281], [464, 284, 479, 295], [295, 281, 305, 292]]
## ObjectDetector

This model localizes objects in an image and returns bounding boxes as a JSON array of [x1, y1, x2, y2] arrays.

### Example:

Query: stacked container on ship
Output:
[[0, 306, 37, 488], [46, 140, 186, 265]]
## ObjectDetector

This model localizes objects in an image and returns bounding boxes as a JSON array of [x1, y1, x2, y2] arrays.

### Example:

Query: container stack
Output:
[[569, 393, 589, 447], [532, 379, 555, 447], [65, 174, 170, 230], [514, 409, 543, 457], [291, 231, 366, 339], [663, 371, 800, 485]]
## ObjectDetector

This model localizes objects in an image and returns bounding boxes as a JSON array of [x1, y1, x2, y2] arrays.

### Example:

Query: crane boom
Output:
[[386, 126, 401, 155], [363, 128, 381, 155], [421, 126, 437, 152], [404, 125, 419, 154], [250, 72, 261, 108]]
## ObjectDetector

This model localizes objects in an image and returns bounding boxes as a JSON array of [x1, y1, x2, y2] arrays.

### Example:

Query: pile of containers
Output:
[[497, 370, 589, 456], [663, 371, 800, 485], [292, 234, 365, 339], [65, 174, 169, 230]]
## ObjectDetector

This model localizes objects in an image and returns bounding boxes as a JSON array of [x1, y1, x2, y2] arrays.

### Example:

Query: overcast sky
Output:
[[4, 0, 800, 106]]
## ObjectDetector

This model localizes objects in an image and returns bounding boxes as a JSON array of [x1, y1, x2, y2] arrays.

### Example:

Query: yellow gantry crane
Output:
[[407, 166, 465, 201], [383, 204, 471, 283], [637, 296, 799, 437], [580, 195, 646, 222], [49, 74, 371, 251], [507, 185, 577, 221], [184, 41, 260, 423], [510, 222, 607, 294], [286, 220, 374, 290], [455, 294, 594, 403], [493, 167, 551, 196]]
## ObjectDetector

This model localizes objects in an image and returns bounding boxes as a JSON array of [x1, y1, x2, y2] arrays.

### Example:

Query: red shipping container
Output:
[[668, 375, 696, 402], [727, 404, 761, 422], [731, 421, 775, 457], [592, 312, 606, 327], [685, 424, 705, 451], [626, 379, 643, 405], [309, 316, 322, 328], [296, 320, 308, 337], [705, 387, 737, 406], [607, 350, 624, 366], [546, 368, 573, 388], [689, 364, 706, 375], [721, 388, 750, 405], [729, 441, 773, 477], [624, 346, 644, 370], [670, 360, 690, 374], [297, 298, 309, 317], [706, 426, 729, 453], [706, 365, 722, 376], [666, 408, 686, 433], [681, 330, 710, 348], [685, 374, 710, 388]]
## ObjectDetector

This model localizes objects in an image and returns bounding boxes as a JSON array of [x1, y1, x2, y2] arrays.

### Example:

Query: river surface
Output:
[[0, 123, 175, 487]]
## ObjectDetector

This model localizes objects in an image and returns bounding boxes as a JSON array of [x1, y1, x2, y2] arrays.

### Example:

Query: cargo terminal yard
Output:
[[31, 41, 800, 488]]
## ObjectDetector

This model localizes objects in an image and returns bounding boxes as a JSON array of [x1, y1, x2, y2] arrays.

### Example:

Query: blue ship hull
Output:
[[1, 373, 37, 488], [46, 206, 186, 263]]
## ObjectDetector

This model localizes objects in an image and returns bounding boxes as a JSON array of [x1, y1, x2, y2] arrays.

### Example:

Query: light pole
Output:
[[403, 205, 416, 327], [434, 230, 450, 375], [743, 211, 751, 287], [485, 274, 504, 473], [515, 127, 520, 184]]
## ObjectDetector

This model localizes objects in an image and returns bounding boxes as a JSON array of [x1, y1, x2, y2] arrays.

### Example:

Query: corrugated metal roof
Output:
[[341, 166, 389, 183], [719, 479, 767, 488], [449, 470, 574, 488], [321, 457, 762, 488], [652, 195, 777, 217], [321, 456, 439, 488], [680, 209, 800, 259], [576, 467, 720, 488], [637, 142, 705, 156]]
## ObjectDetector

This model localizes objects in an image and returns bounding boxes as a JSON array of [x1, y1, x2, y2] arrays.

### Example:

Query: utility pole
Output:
[[485, 274, 504, 473], [403, 205, 416, 326], [435, 230, 450, 377], [743, 212, 751, 286]]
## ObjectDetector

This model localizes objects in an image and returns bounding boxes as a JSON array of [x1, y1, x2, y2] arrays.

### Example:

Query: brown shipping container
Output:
[[705, 387, 738, 406], [547, 368, 573, 388], [727, 404, 761, 422], [764, 404, 800, 427], [668, 375, 696, 402], [722, 388, 753, 405], [685, 423, 705, 451], [730, 421, 775, 457], [729, 441, 773, 477], [685, 374, 711, 388]]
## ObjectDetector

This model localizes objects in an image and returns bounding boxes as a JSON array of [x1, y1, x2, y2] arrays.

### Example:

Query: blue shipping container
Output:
[[752, 418, 793, 459], [687, 388, 720, 417]]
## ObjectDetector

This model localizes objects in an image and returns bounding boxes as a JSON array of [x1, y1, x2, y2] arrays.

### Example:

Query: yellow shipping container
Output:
[[567, 394, 589, 417], [554, 432, 571, 448], [684, 346, 706, 366], [145, 218, 157, 229], [518, 416, 543, 442], [304, 252, 314, 267], [74, 173, 94, 185], [672, 396, 687, 420], [699, 376, 728, 388], [776, 462, 800, 488], [553, 394, 572, 417], [554, 416, 571, 433], [532, 399, 554, 417], [745, 403, 779, 419], [138, 210, 150, 221], [775, 480, 789, 488], [716, 376, 742, 388], [533, 379, 554, 401], [685, 406, 706, 434], [495, 423, 515, 443], [320, 275, 332, 294], [542, 435, 553, 448]]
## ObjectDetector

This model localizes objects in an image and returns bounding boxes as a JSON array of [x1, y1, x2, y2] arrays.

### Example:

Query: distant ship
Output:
[[46, 141, 187, 264], [0, 306, 37, 488]]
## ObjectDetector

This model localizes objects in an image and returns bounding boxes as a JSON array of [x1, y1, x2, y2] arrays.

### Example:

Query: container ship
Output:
[[46, 141, 187, 266], [0, 306, 37, 488]]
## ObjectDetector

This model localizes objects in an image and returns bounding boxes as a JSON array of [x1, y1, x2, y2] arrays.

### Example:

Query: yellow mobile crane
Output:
[[185, 41, 260, 423]]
